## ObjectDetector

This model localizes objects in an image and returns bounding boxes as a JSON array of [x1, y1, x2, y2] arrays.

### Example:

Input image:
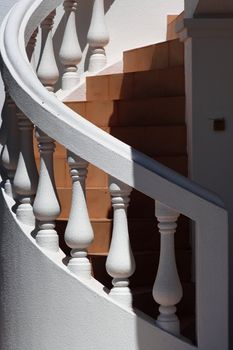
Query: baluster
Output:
[[106, 177, 135, 307], [153, 201, 183, 335], [59, 0, 82, 90], [87, 0, 109, 72], [1, 93, 19, 197], [65, 152, 94, 277], [37, 10, 59, 92], [33, 129, 60, 252], [13, 109, 38, 226], [33, 11, 61, 251]]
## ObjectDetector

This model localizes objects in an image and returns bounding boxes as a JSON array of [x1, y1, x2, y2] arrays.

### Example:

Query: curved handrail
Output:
[[0, 0, 224, 223]]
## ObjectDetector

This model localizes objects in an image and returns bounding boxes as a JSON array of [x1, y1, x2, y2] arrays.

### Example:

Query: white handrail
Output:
[[0, 1, 228, 348]]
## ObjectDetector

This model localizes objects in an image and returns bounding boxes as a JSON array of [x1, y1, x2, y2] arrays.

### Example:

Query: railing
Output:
[[0, 0, 228, 349]]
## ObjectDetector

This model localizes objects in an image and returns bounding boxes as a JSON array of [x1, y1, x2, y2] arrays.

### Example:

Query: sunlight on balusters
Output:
[[106, 177, 135, 307]]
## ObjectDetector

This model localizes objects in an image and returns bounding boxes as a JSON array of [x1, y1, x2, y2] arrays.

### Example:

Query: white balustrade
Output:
[[37, 10, 59, 92], [1, 94, 19, 198], [33, 129, 61, 252], [13, 109, 38, 226], [59, 0, 82, 90], [65, 152, 94, 277], [153, 201, 183, 335], [87, 0, 109, 72], [106, 177, 135, 307]]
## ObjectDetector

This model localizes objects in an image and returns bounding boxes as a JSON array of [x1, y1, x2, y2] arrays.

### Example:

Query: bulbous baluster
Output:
[[33, 129, 61, 252], [1, 94, 19, 197], [37, 10, 59, 92], [65, 152, 94, 277], [87, 0, 109, 72], [13, 109, 38, 226], [153, 201, 183, 335], [59, 0, 82, 90], [106, 177, 135, 307]]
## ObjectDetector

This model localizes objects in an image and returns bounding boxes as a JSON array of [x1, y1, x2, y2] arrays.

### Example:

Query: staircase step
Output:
[[89, 250, 192, 288], [123, 39, 184, 73], [57, 215, 190, 254], [66, 96, 185, 127], [86, 66, 185, 101]]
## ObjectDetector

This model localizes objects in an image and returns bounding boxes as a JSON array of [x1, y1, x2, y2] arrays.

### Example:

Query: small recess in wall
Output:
[[212, 118, 225, 131]]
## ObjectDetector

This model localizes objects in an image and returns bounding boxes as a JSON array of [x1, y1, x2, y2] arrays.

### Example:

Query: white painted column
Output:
[[13, 110, 38, 226], [153, 201, 182, 335], [65, 152, 94, 277], [34, 10, 61, 251], [1, 93, 19, 197], [106, 177, 135, 307], [59, 0, 82, 90], [87, 0, 109, 72]]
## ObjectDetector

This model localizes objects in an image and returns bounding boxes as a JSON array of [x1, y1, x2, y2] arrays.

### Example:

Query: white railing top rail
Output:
[[0, 0, 224, 220]]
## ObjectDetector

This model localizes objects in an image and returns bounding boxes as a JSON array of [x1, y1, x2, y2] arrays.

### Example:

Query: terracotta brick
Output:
[[123, 45, 156, 73], [117, 96, 185, 126], [66, 101, 86, 117], [109, 125, 186, 155], [133, 66, 185, 98], [151, 41, 169, 69], [85, 101, 118, 126], [124, 42, 170, 73], [57, 187, 111, 220], [108, 73, 134, 100], [168, 39, 184, 67], [86, 75, 109, 100]]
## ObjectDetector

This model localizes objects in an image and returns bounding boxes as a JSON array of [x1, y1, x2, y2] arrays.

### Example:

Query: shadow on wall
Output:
[[53, 0, 115, 91]]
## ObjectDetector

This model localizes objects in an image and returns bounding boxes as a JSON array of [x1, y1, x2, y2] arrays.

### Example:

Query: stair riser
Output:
[[123, 39, 184, 73], [86, 67, 185, 101], [66, 96, 185, 127]]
